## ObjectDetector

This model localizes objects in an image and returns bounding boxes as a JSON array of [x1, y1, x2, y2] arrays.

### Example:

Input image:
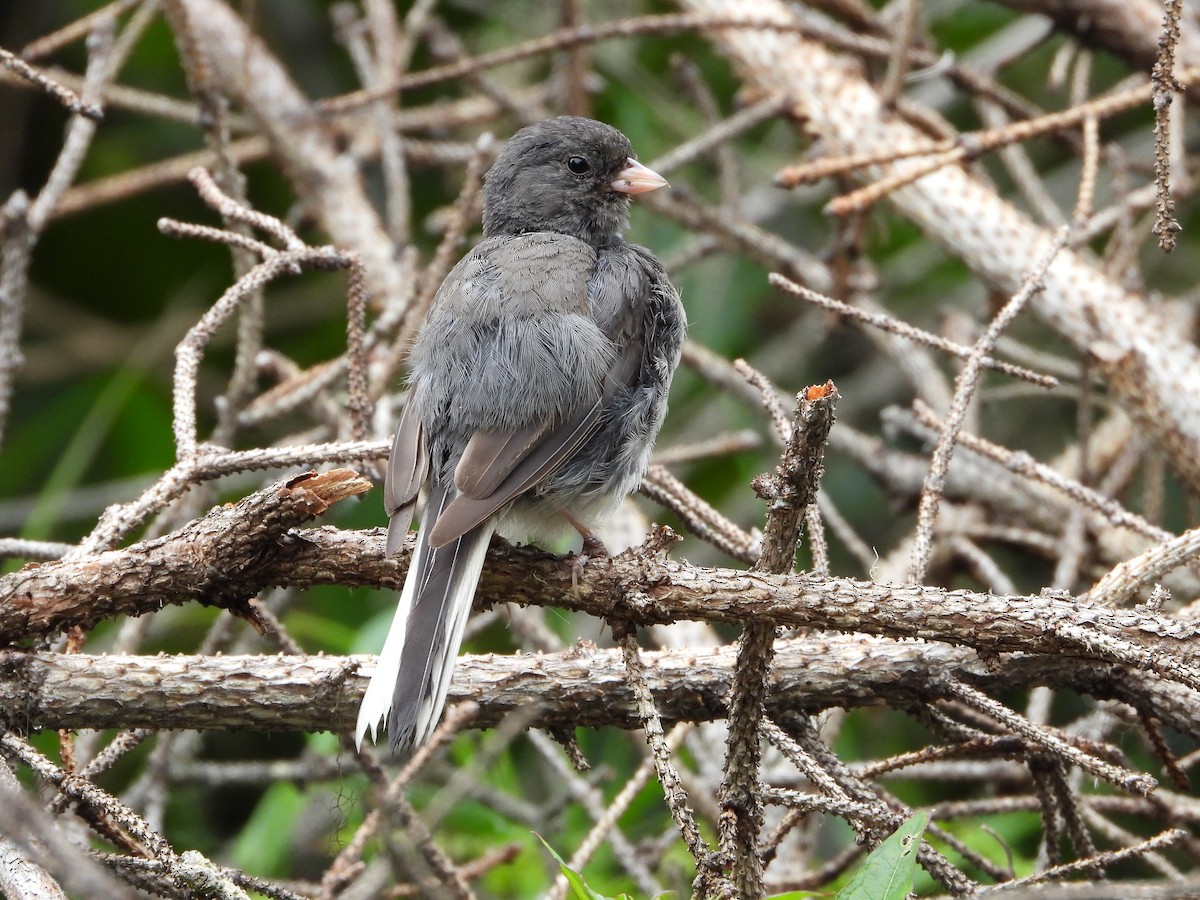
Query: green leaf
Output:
[[535, 834, 630, 900], [230, 782, 306, 876], [836, 812, 929, 900]]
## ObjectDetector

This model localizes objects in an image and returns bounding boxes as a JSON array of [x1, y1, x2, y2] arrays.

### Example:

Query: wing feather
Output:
[[384, 398, 427, 556], [426, 340, 642, 549], [454, 424, 547, 499]]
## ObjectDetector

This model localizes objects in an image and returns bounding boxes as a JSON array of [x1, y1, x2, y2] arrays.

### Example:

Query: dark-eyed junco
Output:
[[356, 116, 685, 755]]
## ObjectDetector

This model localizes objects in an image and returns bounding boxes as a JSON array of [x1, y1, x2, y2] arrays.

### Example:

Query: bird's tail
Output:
[[355, 518, 422, 749], [355, 485, 493, 756]]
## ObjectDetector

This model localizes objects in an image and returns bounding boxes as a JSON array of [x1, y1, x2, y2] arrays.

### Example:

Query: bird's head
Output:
[[481, 116, 667, 245]]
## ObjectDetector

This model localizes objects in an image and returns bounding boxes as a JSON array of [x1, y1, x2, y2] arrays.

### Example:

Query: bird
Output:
[[356, 116, 686, 755]]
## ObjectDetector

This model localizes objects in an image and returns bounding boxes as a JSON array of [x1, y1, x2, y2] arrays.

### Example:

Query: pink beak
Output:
[[611, 158, 669, 195]]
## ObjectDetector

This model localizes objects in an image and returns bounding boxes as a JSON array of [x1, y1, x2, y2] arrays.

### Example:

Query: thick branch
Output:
[[0, 470, 370, 639], [5, 640, 1199, 740], [997, 0, 1200, 74], [4, 517, 1200, 695]]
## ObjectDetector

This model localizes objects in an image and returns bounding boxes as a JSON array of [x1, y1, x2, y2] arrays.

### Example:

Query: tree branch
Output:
[[0, 470, 370, 638], [4, 491, 1200, 696], [7, 639, 1200, 740]]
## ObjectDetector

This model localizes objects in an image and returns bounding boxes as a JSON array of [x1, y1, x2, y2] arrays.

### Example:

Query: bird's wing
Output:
[[426, 338, 642, 549], [453, 423, 548, 500], [384, 397, 427, 556]]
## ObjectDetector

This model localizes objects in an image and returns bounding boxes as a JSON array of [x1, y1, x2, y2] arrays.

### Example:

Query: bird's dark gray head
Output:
[[482, 116, 667, 245]]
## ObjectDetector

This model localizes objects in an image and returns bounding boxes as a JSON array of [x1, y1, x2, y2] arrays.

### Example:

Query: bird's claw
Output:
[[571, 533, 610, 589]]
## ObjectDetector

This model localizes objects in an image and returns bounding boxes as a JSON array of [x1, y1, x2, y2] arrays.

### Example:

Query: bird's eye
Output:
[[566, 156, 591, 175]]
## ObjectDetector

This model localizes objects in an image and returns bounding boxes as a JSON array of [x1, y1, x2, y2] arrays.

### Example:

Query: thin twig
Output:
[[982, 829, 1188, 892], [908, 227, 1068, 583], [937, 679, 1156, 795], [1151, 0, 1183, 251], [0, 46, 104, 119], [910, 400, 1171, 545], [770, 273, 1058, 387], [878, 0, 921, 108], [610, 619, 713, 875]]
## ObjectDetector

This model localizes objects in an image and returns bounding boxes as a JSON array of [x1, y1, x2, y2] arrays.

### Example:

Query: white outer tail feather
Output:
[[355, 530, 426, 748], [355, 521, 495, 751]]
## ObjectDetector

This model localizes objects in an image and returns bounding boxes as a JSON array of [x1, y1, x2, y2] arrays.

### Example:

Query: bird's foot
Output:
[[571, 532, 610, 590], [562, 509, 610, 589]]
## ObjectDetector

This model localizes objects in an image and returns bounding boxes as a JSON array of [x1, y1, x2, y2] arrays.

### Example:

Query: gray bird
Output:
[[356, 116, 685, 755]]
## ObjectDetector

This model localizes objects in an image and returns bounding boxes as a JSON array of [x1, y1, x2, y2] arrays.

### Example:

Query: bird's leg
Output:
[[563, 509, 609, 556], [562, 509, 609, 588]]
